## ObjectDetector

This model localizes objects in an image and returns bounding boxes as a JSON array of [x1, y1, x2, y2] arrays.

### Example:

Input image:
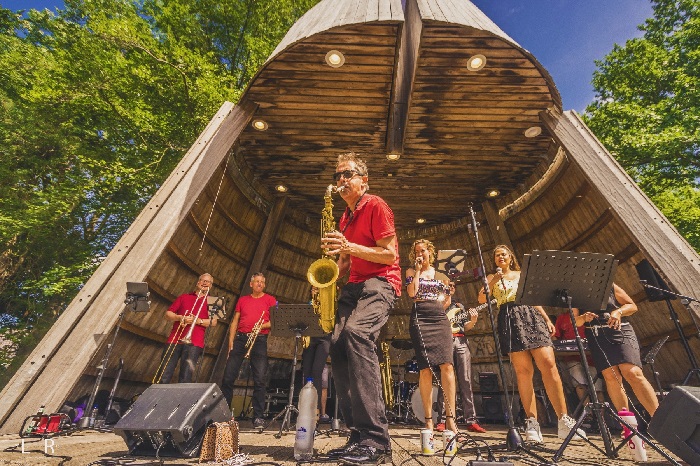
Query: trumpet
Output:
[[244, 314, 265, 359]]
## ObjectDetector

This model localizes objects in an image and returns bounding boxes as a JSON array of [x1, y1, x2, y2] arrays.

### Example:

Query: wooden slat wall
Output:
[[269, 0, 404, 60]]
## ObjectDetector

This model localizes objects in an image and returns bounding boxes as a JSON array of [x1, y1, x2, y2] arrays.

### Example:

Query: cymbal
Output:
[[390, 339, 413, 351]]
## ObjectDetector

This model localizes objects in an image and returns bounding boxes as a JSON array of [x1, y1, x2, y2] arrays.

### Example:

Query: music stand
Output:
[[267, 304, 325, 438], [79, 282, 150, 429], [517, 251, 678, 465]]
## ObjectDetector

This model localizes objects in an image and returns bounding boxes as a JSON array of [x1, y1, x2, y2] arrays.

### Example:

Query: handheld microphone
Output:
[[496, 267, 506, 290]]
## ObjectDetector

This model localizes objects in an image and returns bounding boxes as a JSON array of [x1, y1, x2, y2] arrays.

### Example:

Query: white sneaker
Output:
[[558, 414, 588, 440], [524, 417, 543, 443]]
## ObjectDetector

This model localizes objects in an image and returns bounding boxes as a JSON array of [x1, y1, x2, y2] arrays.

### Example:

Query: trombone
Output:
[[153, 288, 209, 383]]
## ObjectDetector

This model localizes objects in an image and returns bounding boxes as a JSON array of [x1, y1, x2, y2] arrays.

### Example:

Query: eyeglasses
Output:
[[332, 169, 363, 182]]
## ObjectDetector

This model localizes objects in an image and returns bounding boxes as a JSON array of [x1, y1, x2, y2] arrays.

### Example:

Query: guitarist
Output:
[[436, 282, 487, 433]]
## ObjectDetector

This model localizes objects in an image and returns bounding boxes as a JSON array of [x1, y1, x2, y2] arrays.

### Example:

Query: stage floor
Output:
[[0, 420, 685, 465]]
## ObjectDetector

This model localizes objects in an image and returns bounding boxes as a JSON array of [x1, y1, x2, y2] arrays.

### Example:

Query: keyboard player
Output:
[[553, 311, 604, 404]]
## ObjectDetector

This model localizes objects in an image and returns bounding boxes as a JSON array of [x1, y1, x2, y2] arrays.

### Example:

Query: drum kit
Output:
[[384, 338, 439, 424]]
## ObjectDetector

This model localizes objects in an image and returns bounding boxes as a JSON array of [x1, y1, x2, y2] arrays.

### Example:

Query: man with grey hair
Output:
[[221, 272, 277, 429], [322, 152, 401, 464], [158, 273, 218, 383]]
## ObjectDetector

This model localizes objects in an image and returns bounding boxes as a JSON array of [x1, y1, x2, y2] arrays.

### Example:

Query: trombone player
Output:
[[221, 272, 277, 429], [157, 273, 218, 384]]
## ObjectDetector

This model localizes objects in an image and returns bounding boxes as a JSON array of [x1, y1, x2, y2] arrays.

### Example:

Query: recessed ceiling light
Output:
[[416, 218, 426, 224], [325, 50, 345, 68], [252, 119, 268, 131], [386, 153, 401, 161], [486, 189, 500, 198], [275, 184, 288, 193], [524, 126, 542, 138], [467, 54, 487, 71]]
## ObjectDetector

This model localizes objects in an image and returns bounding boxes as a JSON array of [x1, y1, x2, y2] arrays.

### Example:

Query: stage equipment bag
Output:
[[198, 419, 239, 463]]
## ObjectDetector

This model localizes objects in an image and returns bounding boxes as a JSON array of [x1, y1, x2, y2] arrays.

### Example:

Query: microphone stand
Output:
[[466, 204, 548, 463], [640, 281, 700, 385]]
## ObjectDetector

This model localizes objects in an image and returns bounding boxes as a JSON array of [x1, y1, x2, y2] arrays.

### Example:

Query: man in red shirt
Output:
[[158, 273, 218, 383], [221, 273, 277, 429], [322, 152, 401, 464], [553, 312, 604, 403]]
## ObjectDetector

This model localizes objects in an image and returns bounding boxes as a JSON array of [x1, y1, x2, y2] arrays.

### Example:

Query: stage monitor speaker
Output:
[[479, 372, 499, 394], [636, 259, 674, 302], [648, 385, 700, 465], [114, 383, 231, 457]]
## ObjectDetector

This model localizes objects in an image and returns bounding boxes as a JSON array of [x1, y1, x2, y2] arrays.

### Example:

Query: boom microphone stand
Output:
[[79, 282, 150, 429], [639, 280, 700, 385]]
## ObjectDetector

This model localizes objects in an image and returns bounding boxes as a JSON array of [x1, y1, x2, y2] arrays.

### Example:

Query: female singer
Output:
[[406, 239, 458, 434], [576, 283, 658, 416], [478, 245, 584, 443]]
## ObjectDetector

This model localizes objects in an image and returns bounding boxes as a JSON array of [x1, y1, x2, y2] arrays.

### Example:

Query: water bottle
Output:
[[89, 404, 99, 428], [618, 409, 647, 461], [294, 378, 318, 460]]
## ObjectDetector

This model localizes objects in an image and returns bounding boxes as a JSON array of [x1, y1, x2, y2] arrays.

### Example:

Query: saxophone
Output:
[[306, 184, 340, 334], [380, 341, 394, 409]]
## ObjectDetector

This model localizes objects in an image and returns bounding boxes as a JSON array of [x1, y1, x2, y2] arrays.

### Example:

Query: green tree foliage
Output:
[[584, 0, 700, 251], [0, 0, 318, 379]]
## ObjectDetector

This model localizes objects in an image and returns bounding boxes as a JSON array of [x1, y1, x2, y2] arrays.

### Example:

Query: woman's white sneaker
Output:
[[558, 414, 588, 440], [524, 417, 543, 443]]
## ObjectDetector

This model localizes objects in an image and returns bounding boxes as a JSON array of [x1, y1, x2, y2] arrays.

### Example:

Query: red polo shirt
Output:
[[166, 293, 211, 348], [339, 193, 401, 296]]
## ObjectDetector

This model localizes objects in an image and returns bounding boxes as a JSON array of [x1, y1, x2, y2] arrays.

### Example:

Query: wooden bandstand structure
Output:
[[2, 0, 700, 435]]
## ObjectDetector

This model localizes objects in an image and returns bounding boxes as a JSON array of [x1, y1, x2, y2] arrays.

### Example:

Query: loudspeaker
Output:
[[480, 394, 504, 423], [114, 383, 231, 457], [648, 385, 700, 465], [479, 372, 499, 393], [635, 259, 674, 302]]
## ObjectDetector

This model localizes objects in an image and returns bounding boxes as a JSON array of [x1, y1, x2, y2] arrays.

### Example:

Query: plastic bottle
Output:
[[89, 404, 98, 428], [294, 378, 318, 460], [618, 409, 647, 461]]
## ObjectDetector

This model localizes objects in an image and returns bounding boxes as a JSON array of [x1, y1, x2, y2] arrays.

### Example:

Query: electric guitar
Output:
[[446, 299, 497, 333]]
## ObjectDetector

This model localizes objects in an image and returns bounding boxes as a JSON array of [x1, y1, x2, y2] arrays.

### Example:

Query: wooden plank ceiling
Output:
[[236, 0, 560, 229]]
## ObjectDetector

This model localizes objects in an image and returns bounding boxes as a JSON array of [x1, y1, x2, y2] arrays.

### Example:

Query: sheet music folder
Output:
[[270, 304, 326, 338], [515, 250, 617, 311]]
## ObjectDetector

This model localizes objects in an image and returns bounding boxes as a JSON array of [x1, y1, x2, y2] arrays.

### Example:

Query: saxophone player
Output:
[[158, 273, 217, 384], [321, 152, 401, 464], [221, 272, 277, 429]]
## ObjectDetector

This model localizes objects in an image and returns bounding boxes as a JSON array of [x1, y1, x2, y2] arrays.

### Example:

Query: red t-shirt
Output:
[[339, 194, 401, 296], [166, 293, 211, 348], [554, 313, 593, 364], [235, 293, 277, 335]]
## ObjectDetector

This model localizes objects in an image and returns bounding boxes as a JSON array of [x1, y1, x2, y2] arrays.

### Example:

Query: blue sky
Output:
[[3, 0, 653, 112]]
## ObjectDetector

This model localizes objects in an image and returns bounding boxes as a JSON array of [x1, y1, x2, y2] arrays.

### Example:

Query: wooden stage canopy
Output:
[[2, 0, 700, 434]]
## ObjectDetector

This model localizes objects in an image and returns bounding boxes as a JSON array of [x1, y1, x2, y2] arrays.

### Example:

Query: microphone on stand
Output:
[[496, 267, 506, 291]]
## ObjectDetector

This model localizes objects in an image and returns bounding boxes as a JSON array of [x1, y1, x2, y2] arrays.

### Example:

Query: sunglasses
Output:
[[332, 169, 363, 182]]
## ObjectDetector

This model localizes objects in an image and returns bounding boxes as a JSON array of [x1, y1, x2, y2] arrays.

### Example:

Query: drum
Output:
[[410, 385, 439, 424]]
